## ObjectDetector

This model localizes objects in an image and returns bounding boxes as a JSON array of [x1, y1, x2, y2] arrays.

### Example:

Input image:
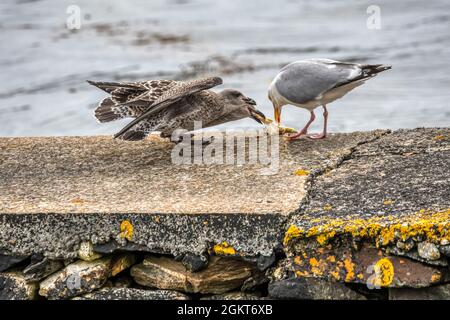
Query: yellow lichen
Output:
[[70, 198, 84, 205], [323, 204, 333, 211], [294, 169, 310, 176], [330, 270, 341, 280], [283, 225, 304, 245], [433, 135, 445, 141], [213, 241, 236, 255], [371, 258, 394, 287], [309, 257, 325, 276], [344, 258, 355, 282], [309, 257, 319, 267], [283, 209, 450, 248], [119, 220, 133, 241], [383, 200, 394, 205], [295, 270, 309, 277]]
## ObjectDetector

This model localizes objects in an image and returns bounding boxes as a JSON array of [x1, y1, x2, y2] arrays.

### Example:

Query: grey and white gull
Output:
[[88, 77, 267, 141], [268, 59, 391, 140]]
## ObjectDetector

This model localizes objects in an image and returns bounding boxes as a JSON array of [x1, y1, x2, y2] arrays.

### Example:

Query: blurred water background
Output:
[[0, 0, 449, 136]]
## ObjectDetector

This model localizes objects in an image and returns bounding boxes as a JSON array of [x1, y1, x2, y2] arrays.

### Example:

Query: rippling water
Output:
[[0, 0, 449, 136]]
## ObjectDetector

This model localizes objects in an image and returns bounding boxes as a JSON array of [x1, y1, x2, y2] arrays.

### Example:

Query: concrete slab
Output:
[[282, 128, 450, 287], [286, 128, 450, 245], [0, 130, 385, 258], [0, 131, 383, 215]]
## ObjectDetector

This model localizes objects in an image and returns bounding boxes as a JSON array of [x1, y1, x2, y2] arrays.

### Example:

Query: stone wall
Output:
[[0, 128, 449, 300]]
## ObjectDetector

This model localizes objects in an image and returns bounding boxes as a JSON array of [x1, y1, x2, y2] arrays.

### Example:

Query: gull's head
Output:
[[220, 89, 267, 124]]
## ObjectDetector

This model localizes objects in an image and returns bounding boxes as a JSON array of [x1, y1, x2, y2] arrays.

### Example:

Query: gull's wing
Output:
[[88, 80, 178, 123], [275, 59, 390, 104], [114, 76, 223, 140]]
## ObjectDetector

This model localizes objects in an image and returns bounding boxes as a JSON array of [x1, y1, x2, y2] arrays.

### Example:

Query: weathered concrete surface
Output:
[[0, 130, 386, 259], [0, 134, 305, 215], [0, 128, 448, 271], [283, 128, 450, 287]]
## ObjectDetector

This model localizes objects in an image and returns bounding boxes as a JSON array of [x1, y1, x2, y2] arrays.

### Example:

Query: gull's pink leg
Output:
[[288, 111, 316, 140], [308, 105, 328, 139]]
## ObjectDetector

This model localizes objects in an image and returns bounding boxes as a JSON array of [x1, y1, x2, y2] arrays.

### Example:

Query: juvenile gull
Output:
[[88, 77, 267, 141], [268, 59, 391, 139]]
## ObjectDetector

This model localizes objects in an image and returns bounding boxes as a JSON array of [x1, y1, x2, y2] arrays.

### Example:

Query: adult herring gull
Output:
[[268, 59, 391, 139]]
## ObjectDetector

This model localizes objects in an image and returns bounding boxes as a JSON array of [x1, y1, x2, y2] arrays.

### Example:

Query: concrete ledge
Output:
[[0, 127, 449, 299], [0, 130, 387, 258]]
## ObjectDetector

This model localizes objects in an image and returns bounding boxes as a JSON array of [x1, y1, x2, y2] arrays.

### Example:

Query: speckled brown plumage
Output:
[[88, 77, 266, 141]]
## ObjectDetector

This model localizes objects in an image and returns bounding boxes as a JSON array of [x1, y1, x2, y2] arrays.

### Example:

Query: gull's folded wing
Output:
[[114, 76, 223, 140]]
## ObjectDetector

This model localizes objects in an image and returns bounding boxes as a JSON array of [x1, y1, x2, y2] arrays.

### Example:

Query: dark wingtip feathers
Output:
[[362, 64, 392, 76], [94, 98, 122, 123], [114, 130, 146, 141], [212, 76, 223, 85]]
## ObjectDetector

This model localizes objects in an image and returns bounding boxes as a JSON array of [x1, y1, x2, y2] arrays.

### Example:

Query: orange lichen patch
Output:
[[294, 169, 310, 176], [309, 257, 326, 276], [309, 257, 319, 267], [344, 258, 356, 282], [383, 199, 394, 205], [370, 258, 394, 287], [70, 198, 84, 205], [295, 270, 309, 277], [119, 220, 133, 241], [433, 135, 445, 141], [213, 241, 236, 255], [357, 273, 364, 280], [311, 267, 322, 276], [284, 209, 450, 248], [294, 256, 303, 266], [326, 255, 336, 263], [330, 270, 341, 281], [431, 273, 441, 283]]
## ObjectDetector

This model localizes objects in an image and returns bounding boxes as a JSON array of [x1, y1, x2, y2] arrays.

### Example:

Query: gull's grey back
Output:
[[273, 60, 359, 105]]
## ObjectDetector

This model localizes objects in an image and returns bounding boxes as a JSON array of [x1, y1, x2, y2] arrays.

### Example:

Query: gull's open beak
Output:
[[274, 106, 281, 124], [248, 107, 267, 124]]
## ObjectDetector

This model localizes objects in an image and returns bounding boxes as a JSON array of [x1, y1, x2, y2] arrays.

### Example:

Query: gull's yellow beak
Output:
[[274, 106, 281, 124]]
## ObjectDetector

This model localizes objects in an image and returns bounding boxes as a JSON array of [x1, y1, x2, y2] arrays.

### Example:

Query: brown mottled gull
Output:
[[88, 77, 267, 141]]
